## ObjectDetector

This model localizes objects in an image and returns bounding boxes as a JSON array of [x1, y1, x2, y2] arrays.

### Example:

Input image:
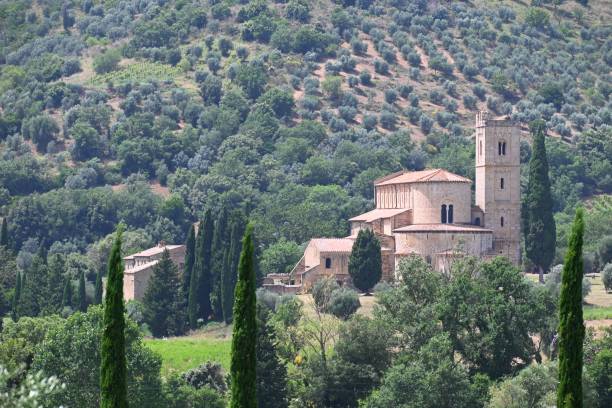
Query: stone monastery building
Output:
[[123, 242, 185, 301], [265, 112, 521, 293]]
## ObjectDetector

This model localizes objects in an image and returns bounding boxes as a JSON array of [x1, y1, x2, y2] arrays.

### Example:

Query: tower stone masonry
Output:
[[475, 111, 521, 264]]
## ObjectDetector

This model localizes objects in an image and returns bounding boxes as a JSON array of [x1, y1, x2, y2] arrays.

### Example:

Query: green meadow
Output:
[[145, 336, 231, 377]]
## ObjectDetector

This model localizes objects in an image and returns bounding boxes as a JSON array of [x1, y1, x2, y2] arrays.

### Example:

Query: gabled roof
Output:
[[309, 238, 355, 253], [349, 208, 411, 223], [393, 223, 493, 233], [123, 244, 183, 260], [374, 169, 471, 186]]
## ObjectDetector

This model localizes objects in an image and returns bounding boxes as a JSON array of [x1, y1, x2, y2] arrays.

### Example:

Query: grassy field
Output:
[[584, 305, 612, 320], [145, 325, 232, 377]]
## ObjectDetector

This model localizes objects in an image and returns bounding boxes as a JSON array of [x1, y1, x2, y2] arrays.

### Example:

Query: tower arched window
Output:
[[441, 204, 447, 224], [448, 205, 454, 224], [502, 142, 507, 155], [500, 216, 504, 227], [500, 177, 505, 189], [479, 140, 482, 156], [498, 141, 507, 156]]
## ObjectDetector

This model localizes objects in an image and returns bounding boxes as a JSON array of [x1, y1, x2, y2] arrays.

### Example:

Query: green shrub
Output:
[[93, 49, 121, 75]]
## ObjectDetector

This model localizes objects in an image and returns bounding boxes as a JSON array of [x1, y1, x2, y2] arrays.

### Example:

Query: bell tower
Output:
[[475, 112, 521, 265]]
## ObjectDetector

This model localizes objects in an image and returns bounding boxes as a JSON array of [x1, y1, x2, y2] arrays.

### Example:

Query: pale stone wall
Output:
[[124, 245, 186, 301], [411, 182, 472, 224], [394, 231, 493, 266], [474, 112, 521, 265], [375, 183, 412, 209]]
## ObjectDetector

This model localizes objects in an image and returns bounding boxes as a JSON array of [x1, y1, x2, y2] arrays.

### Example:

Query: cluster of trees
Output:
[[137, 208, 247, 338]]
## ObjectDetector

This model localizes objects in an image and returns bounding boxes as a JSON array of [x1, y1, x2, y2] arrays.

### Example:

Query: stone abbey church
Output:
[[265, 112, 521, 293]]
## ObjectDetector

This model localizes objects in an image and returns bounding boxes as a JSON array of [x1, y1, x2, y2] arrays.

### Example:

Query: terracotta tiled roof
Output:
[[349, 208, 411, 222], [123, 244, 183, 260], [310, 238, 355, 253], [393, 223, 493, 233], [374, 169, 471, 186]]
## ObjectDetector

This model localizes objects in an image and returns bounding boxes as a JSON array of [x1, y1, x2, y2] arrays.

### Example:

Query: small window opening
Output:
[[441, 204, 447, 224], [474, 217, 481, 226], [501, 217, 505, 227], [325, 258, 332, 268], [448, 205, 454, 224], [500, 178, 505, 189]]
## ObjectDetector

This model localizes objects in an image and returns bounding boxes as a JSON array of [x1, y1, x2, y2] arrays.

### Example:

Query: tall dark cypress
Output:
[[256, 302, 288, 408], [348, 228, 382, 294], [143, 249, 183, 337], [211, 208, 228, 320], [0, 217, 8, 248], [523, 120, 556, 283], [18, 255, 47, 317], [100, 226, 128, 408], [62, 277, 73, 308], [230, 224, 257, 408], [11, 272, 21, 321], [182, 224, 196, 301], [222, 212, 245, 323], [46, 254, 64, 313], [94, 268, 103, 305], [188, 223, 200, 329], [557, 208, 585, 408], [196, 211, 215, 322], [78, 271, 87, 312]]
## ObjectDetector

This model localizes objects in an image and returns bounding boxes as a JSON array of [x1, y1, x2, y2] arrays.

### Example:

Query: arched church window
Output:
[[448, 205, 454, 223], [441, 204, 447, 224], [498, 142, 502, 155], [502, 142, 507, 155], [498, 141, 507, 156], [500, 177, 505, 189], [500, 216, 504, 227]]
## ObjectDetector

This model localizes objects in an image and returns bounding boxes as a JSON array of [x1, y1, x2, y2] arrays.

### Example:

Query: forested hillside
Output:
[[0, 0, 610, 279]]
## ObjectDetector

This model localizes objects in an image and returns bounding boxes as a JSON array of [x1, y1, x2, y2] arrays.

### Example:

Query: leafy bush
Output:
[[362, 114, 377, 130], [379, 110, 396, 130], [359, 70, 372, 85], [374, 59, 389, 75], [603, 264, 612, 292], [327, 288, 361, 320], [93, 48, 121, 74], [384, 89, 398, 104]]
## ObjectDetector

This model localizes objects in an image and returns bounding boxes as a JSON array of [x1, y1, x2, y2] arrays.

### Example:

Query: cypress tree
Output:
[[0, 217, 8, 248], [196, 211, 215, 322], [143, 249, 183, 337], [100, 226, 128, 408], [94, 268, 103, 305], [62, 277, 73, 308], [211, 208, 229, 320], [46, 254, 64, 313], [11, 272, 21, 321], [256, 302, 288, 408], [182, 224, 196, 302], [78, 271, 87, 312], [18, 255, 47, 317], [222, 212, 245, 323], [188, 226, 200, 329], [523, 120, 556, 283], [348, 228, 382, 294], [557, 208, 585, 408], [230, 223, 257, 408]]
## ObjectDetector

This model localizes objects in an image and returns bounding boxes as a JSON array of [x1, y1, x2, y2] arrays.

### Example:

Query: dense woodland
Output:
[[0, 0, 611, 407]]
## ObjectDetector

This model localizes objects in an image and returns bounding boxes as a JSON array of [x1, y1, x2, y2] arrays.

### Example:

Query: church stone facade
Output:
[[264, 112, 521, 293]]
